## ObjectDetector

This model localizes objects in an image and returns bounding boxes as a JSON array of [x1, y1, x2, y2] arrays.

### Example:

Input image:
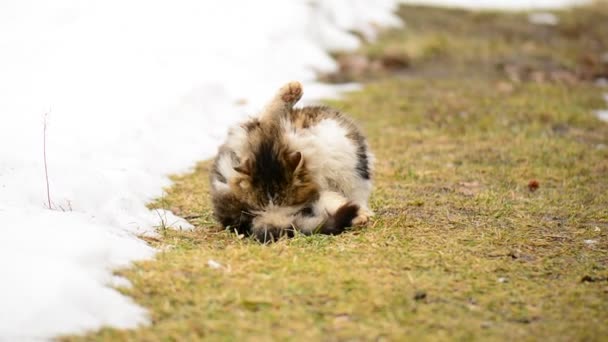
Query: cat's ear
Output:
[[287, 151, 303, 173], [234, 158, 252, 176]]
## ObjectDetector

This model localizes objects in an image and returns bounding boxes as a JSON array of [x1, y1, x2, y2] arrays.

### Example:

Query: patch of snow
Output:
[[528, 12, 559, 25], [0, 0, 401, 339], [0, 205, 154, 339], [595, 93, 608, 122], [152, 209, 195, 231], [596, 110, 608, 122], [399, 0, 590, 10]]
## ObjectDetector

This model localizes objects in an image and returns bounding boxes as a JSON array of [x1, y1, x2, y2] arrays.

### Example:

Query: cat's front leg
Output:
[[258, 81, 302, 122], [349, 178, 374, 225]]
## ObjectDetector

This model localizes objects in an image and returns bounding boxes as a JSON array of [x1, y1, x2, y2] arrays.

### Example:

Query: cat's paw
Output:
[[352, 211, 369, 226], [279, 81, 302, 105]]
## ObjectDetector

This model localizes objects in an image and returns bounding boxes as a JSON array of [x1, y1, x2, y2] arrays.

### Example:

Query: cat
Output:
[[210, 81, 373, 242]]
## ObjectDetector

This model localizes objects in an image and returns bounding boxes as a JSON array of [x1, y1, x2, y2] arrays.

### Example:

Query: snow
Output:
[[1, 206, 152, 339], [528, 12, 560, 25], [0, 0, 592, 340], [596, 94, 608, 123], [399, 0, 590, 10]]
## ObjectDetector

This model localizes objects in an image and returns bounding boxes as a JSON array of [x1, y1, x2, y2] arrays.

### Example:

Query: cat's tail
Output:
[[258, 81, 302, 123]]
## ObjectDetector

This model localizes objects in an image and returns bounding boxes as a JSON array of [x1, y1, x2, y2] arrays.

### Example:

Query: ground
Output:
[[65, 3, 608, 341]]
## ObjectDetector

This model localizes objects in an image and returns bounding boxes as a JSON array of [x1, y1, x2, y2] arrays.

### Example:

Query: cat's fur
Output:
[[210, 81, 373, 242]]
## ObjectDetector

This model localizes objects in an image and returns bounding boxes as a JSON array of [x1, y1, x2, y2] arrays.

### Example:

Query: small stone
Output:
[[496, 81, 514, 93], [207, 259, 223, 269], [528, 12, 559, 26], [333, 314, 351, 325], [380, 53, 410, 70], [595, 77, 608, 87], [414, 290, 427, 301], [498, 277, 508, 283], [457, 181, 482, 196], [515, 317, 533, 324], [596, 110, 608, 123], [581, 275, 608, 283]]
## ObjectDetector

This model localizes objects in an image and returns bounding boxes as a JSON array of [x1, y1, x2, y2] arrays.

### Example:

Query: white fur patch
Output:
[[317, 191, 348, 213], [224, 124, 249, 157], [252, 205, 299, 230], [295, 215, 325, 234], [212, 179, 230, 193], [216, 153, 238, 184], [284, 119, 359, 195]]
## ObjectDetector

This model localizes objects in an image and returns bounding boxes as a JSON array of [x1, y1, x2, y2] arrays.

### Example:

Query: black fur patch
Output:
[[252, 140, 289, 198], [211, 168, 226, 183], [299, 205, 315, 217], [318, 202, 359, 235], [356, 143, 370, 180], [211, 192, 253, 235]]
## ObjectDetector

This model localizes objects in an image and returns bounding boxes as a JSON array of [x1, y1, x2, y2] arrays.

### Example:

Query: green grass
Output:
[[65, 3, 608, 341]]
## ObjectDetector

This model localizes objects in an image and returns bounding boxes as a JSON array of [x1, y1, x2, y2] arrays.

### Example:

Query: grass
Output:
[[65, 3, 608, 341]]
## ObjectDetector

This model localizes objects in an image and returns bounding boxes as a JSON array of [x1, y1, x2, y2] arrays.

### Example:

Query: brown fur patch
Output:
[[227, 122, 319, 209]]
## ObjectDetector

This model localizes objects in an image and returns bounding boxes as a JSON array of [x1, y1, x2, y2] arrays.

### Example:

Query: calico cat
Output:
[[210, 81, 373, 242]]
